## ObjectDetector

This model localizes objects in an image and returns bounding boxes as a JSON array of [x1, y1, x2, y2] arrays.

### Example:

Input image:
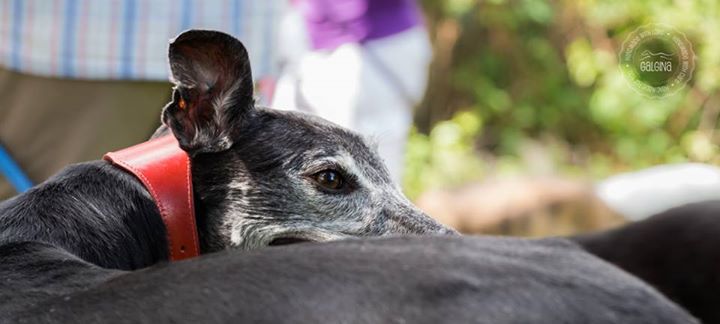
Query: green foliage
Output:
[[404, 111, 486, 198], [405, 0, 720, 198]]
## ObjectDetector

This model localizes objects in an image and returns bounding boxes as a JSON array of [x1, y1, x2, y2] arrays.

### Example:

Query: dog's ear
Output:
[[162, 30, 254, 155]]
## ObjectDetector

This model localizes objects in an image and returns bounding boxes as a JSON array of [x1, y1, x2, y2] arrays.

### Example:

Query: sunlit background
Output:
[[407, 0, 720, 196]]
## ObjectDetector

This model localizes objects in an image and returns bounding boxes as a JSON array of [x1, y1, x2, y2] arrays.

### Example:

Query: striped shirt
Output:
[[0, 0, 286, 80]]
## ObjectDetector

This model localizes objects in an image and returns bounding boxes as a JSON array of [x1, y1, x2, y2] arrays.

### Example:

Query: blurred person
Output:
[[272, 0, 432, 184], [0, 0, 285, 199]]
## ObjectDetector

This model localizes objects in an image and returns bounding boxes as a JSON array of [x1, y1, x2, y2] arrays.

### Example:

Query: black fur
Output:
[[0, 29, 693, 322], [0, 162, 167, 270], [1, 236, 696, 323], [0, 30, 454, 270], [572, 201, 720, 323]]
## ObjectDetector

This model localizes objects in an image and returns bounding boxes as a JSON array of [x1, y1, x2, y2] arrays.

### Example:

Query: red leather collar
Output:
[[103, 135, 200, 261]]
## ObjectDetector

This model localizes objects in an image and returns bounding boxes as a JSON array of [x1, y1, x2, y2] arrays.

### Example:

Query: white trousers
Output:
[[272, 26, 432, 184]]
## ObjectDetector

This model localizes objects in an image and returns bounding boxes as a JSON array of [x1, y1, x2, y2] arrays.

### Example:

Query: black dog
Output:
[[573, 200, 720, 323], [0, 30, 453, 271], [2, 236, 695, 323]]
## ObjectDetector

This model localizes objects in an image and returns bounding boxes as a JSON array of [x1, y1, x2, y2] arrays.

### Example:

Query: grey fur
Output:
[[0, 30, 454, 272], [188, 108, 456, 252], [160, 30, 456, 252]]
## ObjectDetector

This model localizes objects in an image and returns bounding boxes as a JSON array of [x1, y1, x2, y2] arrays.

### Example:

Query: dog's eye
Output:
[[312, 170, 345, 191]]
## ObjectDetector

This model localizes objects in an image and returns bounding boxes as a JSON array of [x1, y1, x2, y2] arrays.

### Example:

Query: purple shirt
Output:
[[298, 0, 423, 50]]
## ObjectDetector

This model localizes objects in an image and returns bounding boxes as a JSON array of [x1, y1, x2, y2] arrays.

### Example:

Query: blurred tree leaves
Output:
[[405, 0, 720, 198]]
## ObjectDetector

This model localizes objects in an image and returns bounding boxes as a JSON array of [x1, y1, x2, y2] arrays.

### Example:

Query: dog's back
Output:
[[0, 161, 169, 269], [573, 201, 720, 323], [4, 236, 695, 323]]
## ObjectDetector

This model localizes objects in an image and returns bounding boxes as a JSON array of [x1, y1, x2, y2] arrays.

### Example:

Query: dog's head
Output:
[[158, 30, 456, 251]]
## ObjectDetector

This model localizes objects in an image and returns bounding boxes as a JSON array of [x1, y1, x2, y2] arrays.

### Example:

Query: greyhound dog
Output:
[[0, 30, 453, 271], [1, 237, 696, 323]]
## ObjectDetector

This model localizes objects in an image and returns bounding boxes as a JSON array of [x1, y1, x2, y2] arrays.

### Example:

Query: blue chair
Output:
[[0, 143, 33, 193]]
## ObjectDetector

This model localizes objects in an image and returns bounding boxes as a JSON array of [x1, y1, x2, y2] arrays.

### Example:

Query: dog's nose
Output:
[[424, 220, 460, 236], [390, 206, 460, 236], [440, 226, 460, 236]]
